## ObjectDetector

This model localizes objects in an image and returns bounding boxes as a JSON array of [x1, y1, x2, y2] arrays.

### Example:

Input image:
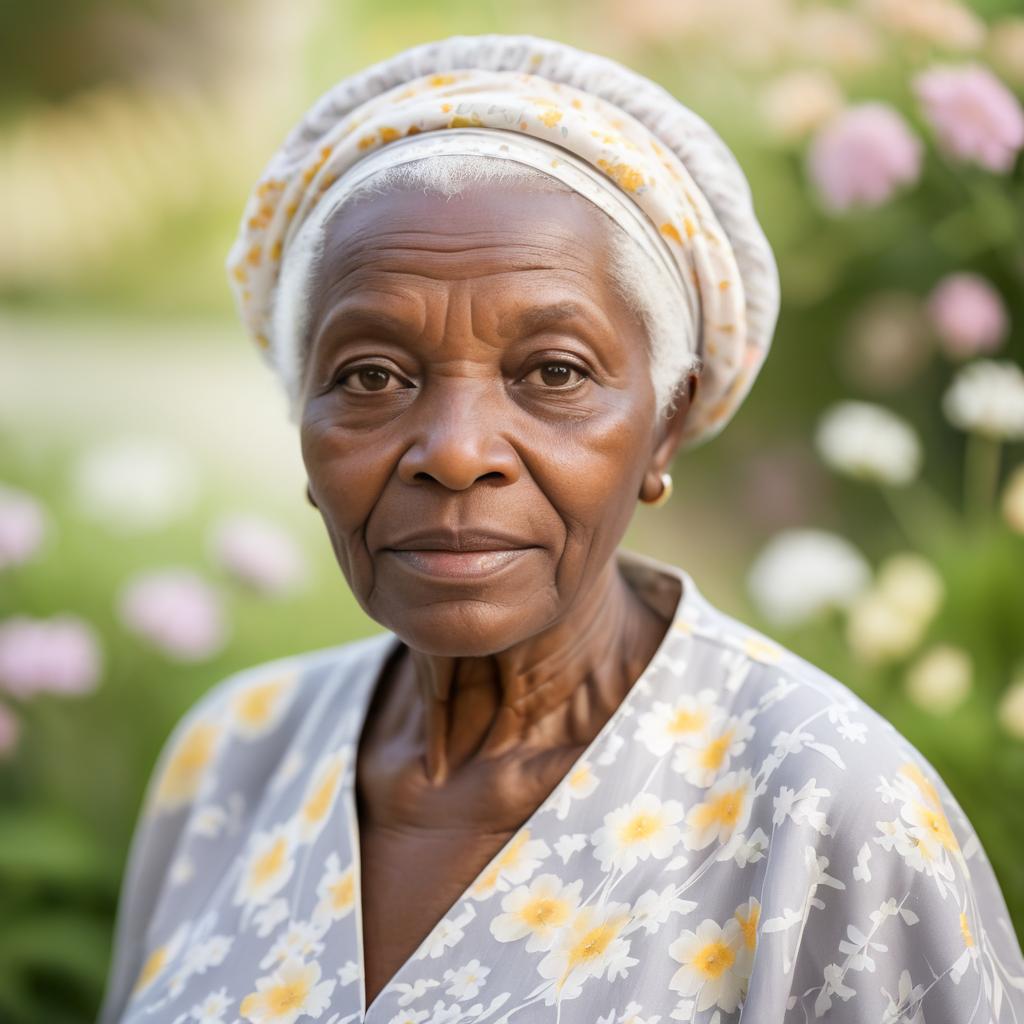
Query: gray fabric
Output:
[[97, 549, 1024, 1024]]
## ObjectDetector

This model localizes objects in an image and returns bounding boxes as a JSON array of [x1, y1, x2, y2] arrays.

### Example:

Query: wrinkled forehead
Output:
[[301, 181, 631, 346], [316, 182, 617, 291]]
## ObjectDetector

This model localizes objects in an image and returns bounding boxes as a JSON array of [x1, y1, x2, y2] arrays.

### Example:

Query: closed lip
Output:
[[383, 528, 537, 552]]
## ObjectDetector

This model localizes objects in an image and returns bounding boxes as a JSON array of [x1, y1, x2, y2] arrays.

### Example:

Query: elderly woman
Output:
[[98, 33, 1024, 1024]]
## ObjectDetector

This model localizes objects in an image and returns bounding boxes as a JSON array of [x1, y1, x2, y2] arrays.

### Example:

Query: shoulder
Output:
[[670, 598, 1024, 1019], [139, 630, 394, 820], [674, 591, 987, 874]]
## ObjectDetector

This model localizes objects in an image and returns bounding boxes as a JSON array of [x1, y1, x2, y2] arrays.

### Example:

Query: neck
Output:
[[405, 557, 669, 784]]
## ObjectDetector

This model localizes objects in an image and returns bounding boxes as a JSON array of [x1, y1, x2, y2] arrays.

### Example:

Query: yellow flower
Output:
[[239, 957, 336, 1024], [294, 750, 346, 844], [684, 770, 754, 850], [235, 824, 296, 910], [960, 911, 975, 947], [131, 923, 186, 997], [150, 719, 221, 813], [490, 873, 582, 951], [232, 671, 297, 739]]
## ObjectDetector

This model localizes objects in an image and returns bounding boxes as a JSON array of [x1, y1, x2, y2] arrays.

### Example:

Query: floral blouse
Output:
[[97, 548, 1024, 1024]]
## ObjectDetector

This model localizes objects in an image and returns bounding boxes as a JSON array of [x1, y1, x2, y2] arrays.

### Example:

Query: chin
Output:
[[379, 600, 547, 659]]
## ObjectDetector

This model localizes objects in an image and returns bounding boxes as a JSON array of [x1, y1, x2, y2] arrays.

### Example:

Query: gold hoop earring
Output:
[[643, 472, 673, 508]]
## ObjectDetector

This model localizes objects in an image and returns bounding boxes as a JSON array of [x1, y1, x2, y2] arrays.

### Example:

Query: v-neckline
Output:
[[342, 549, 701, 1020]]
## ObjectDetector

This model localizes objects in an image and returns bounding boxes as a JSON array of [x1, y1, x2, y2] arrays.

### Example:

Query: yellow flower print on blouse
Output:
[[293, 749, 347, 845], [130, 923, 186, 998], [468, 828, 551, 900], [149, 718, 222, 813], [591, 793, 684, 873], [313, 851, 356, 926], [634, 691, 721, 757], [490, 874, 584, 952], [684, 769, 755, 850], [239, 956, 336, 1024], [668, 912, 751, 1014], [537, 901, 634, 1003], [231, 670, 298, 740], [234, 823, 296, 911]]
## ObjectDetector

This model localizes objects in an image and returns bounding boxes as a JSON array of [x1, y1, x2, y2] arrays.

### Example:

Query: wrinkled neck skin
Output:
[[403, 557, 667, 784]]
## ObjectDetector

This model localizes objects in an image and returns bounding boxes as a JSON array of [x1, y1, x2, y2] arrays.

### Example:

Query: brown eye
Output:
[[336, 365, 405, 393], [525, 361, 588, 390]]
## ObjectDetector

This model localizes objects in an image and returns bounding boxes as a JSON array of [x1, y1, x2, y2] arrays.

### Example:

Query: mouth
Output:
[[384, 547, 535, 580], [381, 529, 539, 580]]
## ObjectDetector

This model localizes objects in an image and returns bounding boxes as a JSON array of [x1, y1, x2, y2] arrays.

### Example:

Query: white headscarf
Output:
[[226, 34, 780, 448]]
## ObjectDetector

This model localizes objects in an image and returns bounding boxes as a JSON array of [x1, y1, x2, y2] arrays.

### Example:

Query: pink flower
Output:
[[0, 703, 19, 758], [0, 484, 47, 570], [807, 102, 923, 211], [210, 515, 307, 596], [927, 272, 1009, 358], [118, 569, 226, 661], [0, 615, 102, 698], [913, 63, 1024, 173]]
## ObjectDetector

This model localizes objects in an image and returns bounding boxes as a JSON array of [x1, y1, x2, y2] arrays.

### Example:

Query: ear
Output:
[[639, 370, 699, 502]]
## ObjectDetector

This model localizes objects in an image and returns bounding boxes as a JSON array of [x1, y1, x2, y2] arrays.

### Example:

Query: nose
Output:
[[396, 380, 521, 491]]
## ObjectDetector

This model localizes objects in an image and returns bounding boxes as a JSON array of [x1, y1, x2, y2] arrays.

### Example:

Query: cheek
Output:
[[529, 393, 652, 536], [300, 405, 395, 583]]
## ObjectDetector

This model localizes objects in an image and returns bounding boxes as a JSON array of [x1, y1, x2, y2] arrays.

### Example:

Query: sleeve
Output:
[[779, 737, 1024, 1023], [94, 683, 234, 1024]]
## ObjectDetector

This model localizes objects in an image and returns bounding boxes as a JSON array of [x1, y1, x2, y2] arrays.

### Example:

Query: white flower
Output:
[[537, 901, 635, 1001], [634, 691, 720, 757], [313, 851, 356, 925], [904, 645, 972, 713], [816, 401, 923, 485], [668, 917, 747, 1013], [442, 959, 490, 999], [416, 905, 475, 960], [845, 589, 926, 665], [684, 770, 755, 851], [337, 960, 360, 986], [592, 793, 684, 873], [551, 761, 599, 819], [747, 529, 871, 628], [71, 436, 199, 532], [671, 713, 755, 788], [490, 874, 582, 951], [253, 898, 289, 938], [998, 676, 1024, 739], [259, 918, 326, 970], [234, 824, 296, 910], [876, 553, 944, 624], [943, 359, 1024, 439], [189, 987, 231, 1024], [626, 884, 697, 936], [553, 833, 587, 863], [239, 957, 335, 1024]]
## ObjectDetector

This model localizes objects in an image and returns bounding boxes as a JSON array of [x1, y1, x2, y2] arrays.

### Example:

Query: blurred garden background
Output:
[[2, 0, 1024, 1020]]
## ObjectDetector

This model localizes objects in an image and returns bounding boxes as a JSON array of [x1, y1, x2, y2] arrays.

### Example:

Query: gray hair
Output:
[[279, 154, 700, 418]]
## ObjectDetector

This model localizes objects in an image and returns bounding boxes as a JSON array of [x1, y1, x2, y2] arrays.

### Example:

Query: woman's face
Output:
[[300, 181, 692, 656]]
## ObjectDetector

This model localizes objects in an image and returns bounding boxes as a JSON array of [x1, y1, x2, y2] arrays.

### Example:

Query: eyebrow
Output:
[[497, 301, 603, 339]]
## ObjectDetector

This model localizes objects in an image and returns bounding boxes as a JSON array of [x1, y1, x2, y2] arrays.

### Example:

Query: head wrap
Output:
[[226, 34, 780, 449]]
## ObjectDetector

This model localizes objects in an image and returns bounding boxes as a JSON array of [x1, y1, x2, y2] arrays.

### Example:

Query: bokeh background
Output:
[[2, 0, 1024, 1020]]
